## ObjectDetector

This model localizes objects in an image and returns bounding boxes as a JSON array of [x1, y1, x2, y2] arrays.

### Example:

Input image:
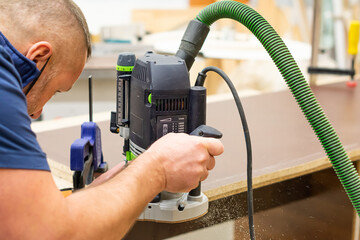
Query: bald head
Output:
[[0, 0, 91, 61]]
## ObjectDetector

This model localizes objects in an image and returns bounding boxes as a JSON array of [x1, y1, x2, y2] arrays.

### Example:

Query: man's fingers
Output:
[[200, 170, 209, 182], [201, 137, 224, 156], [207, 155, 215, 170]]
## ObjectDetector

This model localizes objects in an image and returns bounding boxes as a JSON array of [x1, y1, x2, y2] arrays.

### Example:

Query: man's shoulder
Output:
[[0, 45, 13, 63], [0, 45, 22, 89], [0, 46, 49, 172]]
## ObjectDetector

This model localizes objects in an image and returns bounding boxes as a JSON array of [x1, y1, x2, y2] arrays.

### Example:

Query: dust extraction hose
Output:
[[177, 0, 360, 216]]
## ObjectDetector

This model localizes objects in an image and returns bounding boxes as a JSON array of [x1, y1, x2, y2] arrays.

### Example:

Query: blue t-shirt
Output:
[[0, 43, 49, 171]]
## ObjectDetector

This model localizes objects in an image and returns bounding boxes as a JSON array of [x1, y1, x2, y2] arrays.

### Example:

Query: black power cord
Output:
[[195, 66, 255, 240]]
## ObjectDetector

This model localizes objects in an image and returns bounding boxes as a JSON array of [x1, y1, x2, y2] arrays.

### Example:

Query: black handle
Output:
[[189, 125, 222, 197], [190, 125, 222, 139]]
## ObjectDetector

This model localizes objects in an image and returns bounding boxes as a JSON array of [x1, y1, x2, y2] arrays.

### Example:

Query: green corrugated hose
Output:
[[196, 1, 360, 215]]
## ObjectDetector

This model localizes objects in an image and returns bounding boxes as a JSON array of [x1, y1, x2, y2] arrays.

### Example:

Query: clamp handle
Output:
[[347, 21, 359, 87], [70, 122, 108, 190], [348, 21, 359, 56]]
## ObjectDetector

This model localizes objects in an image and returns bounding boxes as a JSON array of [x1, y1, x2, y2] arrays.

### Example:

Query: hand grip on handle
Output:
[[189, 125, 222, 197]]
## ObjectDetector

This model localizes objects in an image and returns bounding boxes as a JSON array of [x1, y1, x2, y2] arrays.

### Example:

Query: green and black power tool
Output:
[[110, 45, 222, 222]]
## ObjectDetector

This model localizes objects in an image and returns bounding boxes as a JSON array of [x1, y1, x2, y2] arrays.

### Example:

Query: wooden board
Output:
[[190, 0, 215, 6], [191, 0, 249, 6], [125, 168, 354, 239], [35, 81, 360, 202], [34, 80, 360, 200], [35, 81, 360, 239]]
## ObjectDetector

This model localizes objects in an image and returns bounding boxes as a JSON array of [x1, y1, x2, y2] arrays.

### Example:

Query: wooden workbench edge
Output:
[[205, 149, 360, 201], [48, 147, 360, 202], [48, 158, 73, 183]]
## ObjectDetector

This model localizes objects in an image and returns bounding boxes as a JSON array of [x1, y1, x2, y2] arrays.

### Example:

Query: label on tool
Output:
[[156, 115, 187, 138]]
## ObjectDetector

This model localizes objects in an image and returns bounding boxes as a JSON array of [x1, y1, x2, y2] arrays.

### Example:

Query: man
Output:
[[0, 0, 224, 239]]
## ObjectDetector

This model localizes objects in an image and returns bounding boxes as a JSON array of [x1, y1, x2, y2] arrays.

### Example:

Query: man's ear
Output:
[[25, 41, 53, 70]]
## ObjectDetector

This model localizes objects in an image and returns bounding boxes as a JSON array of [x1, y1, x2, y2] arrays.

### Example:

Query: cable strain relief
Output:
[[195, 72, 207, 86]]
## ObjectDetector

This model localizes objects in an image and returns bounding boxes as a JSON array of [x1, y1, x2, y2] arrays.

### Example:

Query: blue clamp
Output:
[[70, 121, 108, 188]]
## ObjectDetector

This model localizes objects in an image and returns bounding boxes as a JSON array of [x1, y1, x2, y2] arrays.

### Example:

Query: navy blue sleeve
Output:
[[0, 46, 49, 171]]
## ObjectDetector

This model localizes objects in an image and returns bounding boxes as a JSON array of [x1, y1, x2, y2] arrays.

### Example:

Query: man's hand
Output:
[[145, 133, 224, 193]]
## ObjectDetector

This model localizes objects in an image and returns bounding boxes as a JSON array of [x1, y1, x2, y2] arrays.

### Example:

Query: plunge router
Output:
[[110, 51, 222, 223]]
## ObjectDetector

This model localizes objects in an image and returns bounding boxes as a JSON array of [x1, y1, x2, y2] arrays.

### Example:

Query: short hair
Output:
[[63, 0, 92, 59], [0, 0, 91, 59]]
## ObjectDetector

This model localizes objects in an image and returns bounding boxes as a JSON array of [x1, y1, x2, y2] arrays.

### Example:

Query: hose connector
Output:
[[175, 19, 210, 71]]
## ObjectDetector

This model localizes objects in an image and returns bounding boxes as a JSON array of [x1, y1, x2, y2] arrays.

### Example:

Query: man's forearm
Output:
[[0, 151, 164, 240], [90, 160, 127, 188], [66, 151, 165, 239], [0, 133, 223, 239]]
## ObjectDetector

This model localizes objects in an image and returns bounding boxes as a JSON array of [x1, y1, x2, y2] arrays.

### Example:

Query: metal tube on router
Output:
[[188, 86, 207, 197]]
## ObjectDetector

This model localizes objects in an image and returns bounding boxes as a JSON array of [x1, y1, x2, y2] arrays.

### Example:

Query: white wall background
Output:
[[73, 0, 189, 34]]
